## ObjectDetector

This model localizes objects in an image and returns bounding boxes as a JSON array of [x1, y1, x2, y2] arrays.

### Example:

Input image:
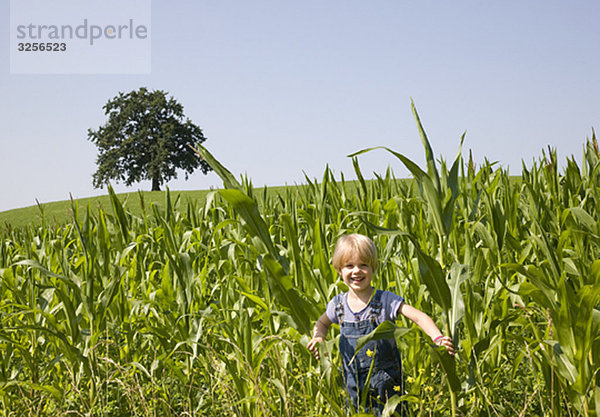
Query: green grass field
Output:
[[0, 190, 211, 229], [0, 184, 310, 230], [0, 181, 365, 230], [1, 126, 599, 416]]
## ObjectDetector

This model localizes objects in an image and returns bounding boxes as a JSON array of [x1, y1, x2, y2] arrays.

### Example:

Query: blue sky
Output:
[[2, 1, 599, 212]]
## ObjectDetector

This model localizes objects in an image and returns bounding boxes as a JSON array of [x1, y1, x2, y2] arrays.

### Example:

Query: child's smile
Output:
[[340, 254, 374, 295]]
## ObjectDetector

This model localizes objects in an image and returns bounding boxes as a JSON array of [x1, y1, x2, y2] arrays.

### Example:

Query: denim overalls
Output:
[[335, 290, 406, 416]]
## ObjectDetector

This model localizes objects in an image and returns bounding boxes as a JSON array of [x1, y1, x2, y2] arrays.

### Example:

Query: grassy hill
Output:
[[0, 183, 318, 230], [0, 190, 214, 230]]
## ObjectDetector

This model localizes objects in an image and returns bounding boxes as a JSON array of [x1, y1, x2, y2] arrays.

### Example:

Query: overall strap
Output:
[[369, 289, 383, 325], [334, 293, 345, 324]]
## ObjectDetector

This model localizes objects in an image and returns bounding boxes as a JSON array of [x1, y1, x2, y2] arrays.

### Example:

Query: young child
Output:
[[307, 234, 455, 416]]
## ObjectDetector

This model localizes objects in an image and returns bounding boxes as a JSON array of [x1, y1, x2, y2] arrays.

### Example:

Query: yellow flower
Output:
[[393, 385, 401, 392], [366, 349, 374, 357], [407, 376, 415, 384], [425, 386, 434, 393]]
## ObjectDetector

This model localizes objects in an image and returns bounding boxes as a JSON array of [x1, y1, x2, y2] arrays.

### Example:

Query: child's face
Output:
[[339, 253, 374, 295]]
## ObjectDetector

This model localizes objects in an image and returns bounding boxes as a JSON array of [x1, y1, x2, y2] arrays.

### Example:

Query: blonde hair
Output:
[[332, 234, 378, 272]]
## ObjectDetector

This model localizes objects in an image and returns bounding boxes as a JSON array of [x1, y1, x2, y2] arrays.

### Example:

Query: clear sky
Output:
[[2, 1, 599, 212]]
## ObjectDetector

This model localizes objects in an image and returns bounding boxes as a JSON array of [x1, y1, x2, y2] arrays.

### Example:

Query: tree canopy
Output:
[[88, 87, 211, 191]]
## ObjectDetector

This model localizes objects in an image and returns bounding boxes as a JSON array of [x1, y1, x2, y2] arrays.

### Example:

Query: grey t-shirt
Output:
[[325, 290, 405, 324]]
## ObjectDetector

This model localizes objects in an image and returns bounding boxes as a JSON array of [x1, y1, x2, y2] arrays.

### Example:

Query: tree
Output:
[[88, 87, 211, 191]]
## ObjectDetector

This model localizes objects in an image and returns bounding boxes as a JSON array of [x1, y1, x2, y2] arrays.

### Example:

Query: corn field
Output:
[[1, 106, 599, 416]]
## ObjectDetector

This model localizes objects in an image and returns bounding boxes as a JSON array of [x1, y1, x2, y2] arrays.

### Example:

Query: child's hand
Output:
[[435, 336, 455, 356], [307, 337, 323, 360]]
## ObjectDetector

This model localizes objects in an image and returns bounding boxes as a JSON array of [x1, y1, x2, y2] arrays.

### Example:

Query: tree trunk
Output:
[[152, 176, 160, 191]]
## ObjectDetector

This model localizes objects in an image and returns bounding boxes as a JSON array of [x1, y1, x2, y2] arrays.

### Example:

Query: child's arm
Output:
[[307, 313, 333, 360], [399, 302, 455, 356]]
